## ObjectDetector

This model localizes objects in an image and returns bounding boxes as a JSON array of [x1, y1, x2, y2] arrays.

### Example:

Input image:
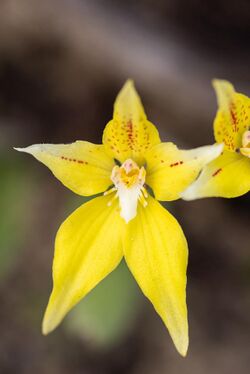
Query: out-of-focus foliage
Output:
[[65, 260, 142, 348], [0, 154, 32, 279]]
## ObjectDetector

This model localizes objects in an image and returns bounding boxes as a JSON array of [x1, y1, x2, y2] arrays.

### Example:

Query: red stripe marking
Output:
[[230, 109, 237, 124], [212, 168, 222, 177], [230, 103, 238, 132]]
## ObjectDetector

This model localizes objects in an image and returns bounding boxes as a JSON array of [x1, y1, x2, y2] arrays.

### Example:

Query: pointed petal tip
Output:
[[13, 145, 39, 155], [41, 321, 49, 336], [214, 142, 224, 155], [174, 333, 189, 357], [199, 142, 224, 164], [42, 325, 49, 336], [42, 314, 56, 336], [124, 78, 134, 86], [169, 320, 189, 357], [212, 78, 222, 88], [212, 78, 231, 88], [206, 142, 224, 162], [178, 345, 188, 357], [181, 157, 213, 200], [42, 313, 50, 335], [181, 143, 223, 201], [41, 302, 59, 336], [14, 146, 26, 152], [212, 79, 235, 105], [181, 191, 194, 201], [179, 347, 188, 357], [181, 179, 202, 201], [121, 79, 136, 94]]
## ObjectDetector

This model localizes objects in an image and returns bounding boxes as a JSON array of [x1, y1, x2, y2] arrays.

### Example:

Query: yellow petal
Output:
[[123, 195, 188, 356], [213, 79, 250, 151], [15, 142, 114, 196], [182, 150, 250, 200], [145, 142, 223, 201], [103, 80, 160, 165], [42, 195, 124, 334]]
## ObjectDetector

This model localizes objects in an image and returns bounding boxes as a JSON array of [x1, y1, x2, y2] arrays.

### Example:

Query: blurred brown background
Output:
[[0, 0, 250, 373]]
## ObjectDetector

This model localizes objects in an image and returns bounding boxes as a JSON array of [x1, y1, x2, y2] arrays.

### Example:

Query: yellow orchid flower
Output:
[[182, 80, 250, 200], [15, 80, 223, 356]]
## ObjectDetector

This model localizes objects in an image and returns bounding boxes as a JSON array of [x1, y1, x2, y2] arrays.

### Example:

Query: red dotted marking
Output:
[[212, 168, 222, 177], [61, 156, 88, 165], [170, 161, 184, 167], [126, 120, 134, 149]]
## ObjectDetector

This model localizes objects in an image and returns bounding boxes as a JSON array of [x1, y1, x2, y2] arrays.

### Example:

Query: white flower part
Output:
[[240, 130, 250, 158], [110, 159, 147, 223], [242, 130, 250, 148]]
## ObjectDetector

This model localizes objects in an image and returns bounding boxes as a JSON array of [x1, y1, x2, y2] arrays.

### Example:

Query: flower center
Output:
[[240, 130, 250, 158], [105, 159, 148, 223]]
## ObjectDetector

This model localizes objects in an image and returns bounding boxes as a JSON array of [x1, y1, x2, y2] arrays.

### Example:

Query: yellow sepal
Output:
[[182, 150, 250, 200], [103, 80, 160, 165], [145, 142, 223, 201], [15, 142, 114, 196], [123, 195, 188, 356], [42, 195, 124, 335], [213, 79, 250, 151]]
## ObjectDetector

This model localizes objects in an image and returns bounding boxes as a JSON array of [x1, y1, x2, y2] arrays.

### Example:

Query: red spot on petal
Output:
[[60, 156, 87, 165], [170, 160, 183, 167]]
